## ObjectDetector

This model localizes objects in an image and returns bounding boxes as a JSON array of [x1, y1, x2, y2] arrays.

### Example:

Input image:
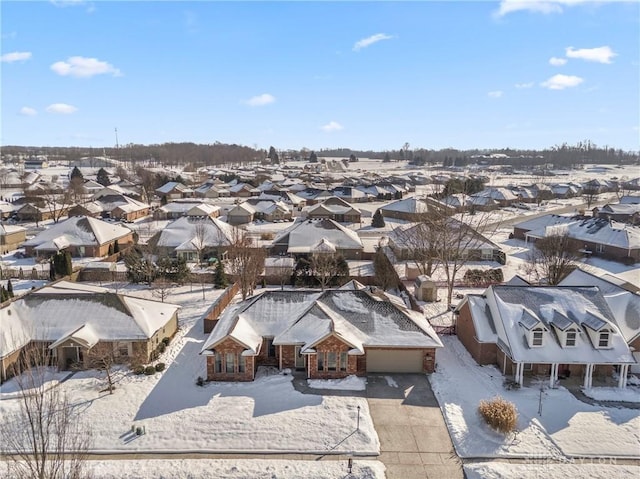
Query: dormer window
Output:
[[598, 331, 610, 348], [531, 328, 544, 347], [565, 330, 577, 347]]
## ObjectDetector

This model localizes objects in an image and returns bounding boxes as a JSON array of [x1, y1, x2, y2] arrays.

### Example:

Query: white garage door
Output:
[[366, 349, 424, 373]]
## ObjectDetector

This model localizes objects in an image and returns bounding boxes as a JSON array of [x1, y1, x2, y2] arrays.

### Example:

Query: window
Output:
[[523, 363, 533, 371], [117, 342, 129, 357], [226, 353, 235, 373], [317, 352, 324, 371], [598, 332, 610, 348], [565, 331, 577, 347], [596, 244, 605, 253], [238, 354, 246, 373], [340, 352, 348, 372], [327, 352, 337, 371], [265, 338, 276, 358], [214, 353, 223, 373], [532, 329, 544, 347]]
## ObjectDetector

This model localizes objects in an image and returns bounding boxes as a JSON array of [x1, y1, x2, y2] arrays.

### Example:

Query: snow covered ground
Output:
[[430, 336, 640, 459], [582, 386, 640, 403], [1, 458, 386, 479], [0, 284, 380, 456], [464, 462, 640, 479]]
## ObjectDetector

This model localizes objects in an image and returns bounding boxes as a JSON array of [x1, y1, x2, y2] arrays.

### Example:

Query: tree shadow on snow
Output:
[[134, 322, 321, 421]]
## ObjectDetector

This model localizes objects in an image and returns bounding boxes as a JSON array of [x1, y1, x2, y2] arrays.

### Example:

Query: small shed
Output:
[[414, 275, 437, 302]]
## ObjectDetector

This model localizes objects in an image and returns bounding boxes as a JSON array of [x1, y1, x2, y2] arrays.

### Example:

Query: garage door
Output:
[[366, 349, 424, 373]]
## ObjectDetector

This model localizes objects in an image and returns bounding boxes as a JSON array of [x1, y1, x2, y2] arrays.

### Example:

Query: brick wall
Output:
[[308, 335, 356, 380], [456, 302, 497, 366], [205, 337, 255, 381]]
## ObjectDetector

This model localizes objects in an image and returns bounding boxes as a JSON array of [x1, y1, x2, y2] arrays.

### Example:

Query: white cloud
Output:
[[549, 56, 567, 66], [1, 51, 32, 63], [46, 103, 78, 114], [353, 33, 393, 52], [515, 82, 534, 89], [488, 91, 503, 98], [540, 74, 584, 90], [50, 56, 121, 78], [495, 1, 563, 17], [566, 46, 617, 64], [244, 93, 276, 107], [19, 107, 37, 116], [320, 121, 344, 132]]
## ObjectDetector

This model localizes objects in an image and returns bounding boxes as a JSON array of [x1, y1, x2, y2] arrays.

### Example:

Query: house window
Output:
[[340, 352, 348, 372], [598, 332, 610, 348], [596, 244, 605, 253], [214, 353, 223, 373], [327, 352, 337, 371], [532, 329, 544, 347], [265, 338, 276, 358], [238, 354, 246, 373], [226, 353, 235, 373], [523, 363, 533, 371], [317, 352, 324, 371], [565, 331, 577, 347], [117, 342, 129, 357], [481, 249, 493, 260]]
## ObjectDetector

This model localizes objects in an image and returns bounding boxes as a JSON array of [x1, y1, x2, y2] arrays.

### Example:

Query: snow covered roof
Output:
[[154, 216, 235, 251], [22, 216, 133, 249], [0, 282, 180, 357], [273, 218, 363, 254], [380, 197, 429, 214], [201, 289, 443, 356], [560, 268, 640, 344], [473, 285, 635, 364], [156, 182, 192, 194], [525, 217, 640, 249], [0, 224, 26, 235], [512, 214, 575, 232]]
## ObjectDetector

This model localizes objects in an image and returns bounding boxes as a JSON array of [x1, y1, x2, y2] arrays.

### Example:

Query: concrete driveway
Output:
[[366, 374, 463, 479]]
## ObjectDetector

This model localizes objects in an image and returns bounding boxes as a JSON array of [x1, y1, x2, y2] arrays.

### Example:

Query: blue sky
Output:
[[2, 1, 638, 152]]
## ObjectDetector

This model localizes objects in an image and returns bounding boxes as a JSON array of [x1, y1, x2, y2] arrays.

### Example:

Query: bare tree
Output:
[[0, 344, 92, 479], [68, 177, 87, 204], [35, 186, 73, 224], [192, 221, 209, 266], [525, 234, 579, 285], [151, 276, 174, 303], [391, 202, 501, 306], [582, 181, 600, 210], [309, 250, 348, 290], [227, 228, 266, 300]]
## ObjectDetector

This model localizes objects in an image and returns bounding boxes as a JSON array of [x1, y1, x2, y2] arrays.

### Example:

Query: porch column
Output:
[[550, 363, 558, 388], [514, 362, 523, 386], [279, 345, 282, 370], [618, 364, 628, 389], [583, 364, 593, 389]]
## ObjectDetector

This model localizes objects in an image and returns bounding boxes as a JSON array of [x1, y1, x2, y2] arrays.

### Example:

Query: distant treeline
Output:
[[2, 140, 637, 169]]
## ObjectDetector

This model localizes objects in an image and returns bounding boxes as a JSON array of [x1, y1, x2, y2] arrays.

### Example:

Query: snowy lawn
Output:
[[464, 462, 640, 479], [582, 386, 640, 403], [431, 336, 640, 459], [1, 458, 386, 478], [0, 284, 379, 456]]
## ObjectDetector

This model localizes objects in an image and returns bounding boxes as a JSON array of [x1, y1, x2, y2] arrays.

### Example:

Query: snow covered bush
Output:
[[478, 396, 518, 434]]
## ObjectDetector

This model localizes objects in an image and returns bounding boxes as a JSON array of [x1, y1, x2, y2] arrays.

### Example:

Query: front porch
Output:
[[510, 361, 633, 389]]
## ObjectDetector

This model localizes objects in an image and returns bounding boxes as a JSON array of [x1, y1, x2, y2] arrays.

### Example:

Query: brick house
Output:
[[455, 285, 636, 389], [0, 224, 26, 254], [0, 281, 180, 382], [22, 215, 135, 258], [201, 287, 443, 381]]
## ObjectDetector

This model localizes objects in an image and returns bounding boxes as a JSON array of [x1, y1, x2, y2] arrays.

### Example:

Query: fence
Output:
[[203, 282, 240, 333]]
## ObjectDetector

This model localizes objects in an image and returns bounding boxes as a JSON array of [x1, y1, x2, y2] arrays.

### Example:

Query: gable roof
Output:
[[272, 218, 363, 253], [22, 216, 132, 249], [154, 216, 235, 250], [201, 289, 443, 356], [0, 281, 180, 358]]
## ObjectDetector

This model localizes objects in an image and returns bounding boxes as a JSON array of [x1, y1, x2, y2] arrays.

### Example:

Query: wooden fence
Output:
[[203, 282, 240, 334]]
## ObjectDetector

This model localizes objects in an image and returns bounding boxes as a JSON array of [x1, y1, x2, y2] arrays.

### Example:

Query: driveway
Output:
[[366, 374, 463, 479]]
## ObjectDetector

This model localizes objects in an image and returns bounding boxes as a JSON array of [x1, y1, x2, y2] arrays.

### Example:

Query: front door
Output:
[[62, 346, 80, 369], [294, 346, 306, 370]]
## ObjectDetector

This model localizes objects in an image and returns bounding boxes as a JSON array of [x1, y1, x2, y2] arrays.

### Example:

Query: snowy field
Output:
[[0, 284, 379, 456], [430, 336, 640, 459], [0, 458, 386, 479]]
